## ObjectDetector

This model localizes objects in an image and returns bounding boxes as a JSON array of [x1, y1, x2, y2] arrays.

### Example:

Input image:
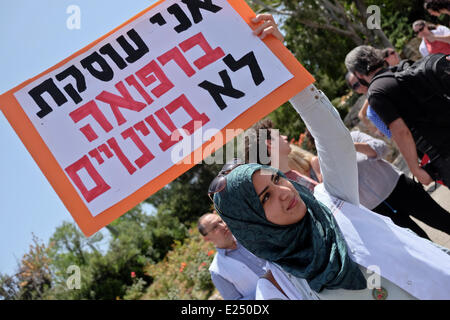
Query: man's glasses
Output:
[[384, 50, 396, 58], [354, 75, 370, 87], [203, 219, 223, 236], [207, 158, 243, 211]]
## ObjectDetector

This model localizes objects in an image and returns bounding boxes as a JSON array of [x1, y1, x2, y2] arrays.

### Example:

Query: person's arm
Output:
[[426, 33, 450, 44], [353, 142, 377, 158], [389, 118, 433, 185], [289, 87, 359, 205], [358, 99, 371, 127], [358, 100, 381, 135], [425, 26, 450, 44], [252, 13, 359, 204], [351, 130, 387, 159], [210, 272, 251, 300]]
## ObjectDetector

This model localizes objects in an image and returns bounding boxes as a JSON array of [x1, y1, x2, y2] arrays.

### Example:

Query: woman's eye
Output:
[[262, 193, 270, 204], [274, 175, 280, 184]]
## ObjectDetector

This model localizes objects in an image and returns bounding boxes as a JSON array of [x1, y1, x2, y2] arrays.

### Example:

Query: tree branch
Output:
[[248, 0, 294, 16], [294, 16, 363, 44], [353, 0, 393, 47]]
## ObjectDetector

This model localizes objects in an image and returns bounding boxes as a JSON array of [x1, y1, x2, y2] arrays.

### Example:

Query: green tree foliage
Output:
[[267, 101, 307, 140], [145, 163, 221, 225], [143, 225, 216, 300], [43, 207, 189, 299]]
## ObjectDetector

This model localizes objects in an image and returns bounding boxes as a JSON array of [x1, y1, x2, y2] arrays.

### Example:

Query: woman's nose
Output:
[[278, 186, 290, 201]]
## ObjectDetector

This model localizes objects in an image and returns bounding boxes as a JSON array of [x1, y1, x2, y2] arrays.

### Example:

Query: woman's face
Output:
[[427, 9, 441, 17], [252, 169, 307, 225], [384, 50, 400, 67], [414, 24, 430, 38]]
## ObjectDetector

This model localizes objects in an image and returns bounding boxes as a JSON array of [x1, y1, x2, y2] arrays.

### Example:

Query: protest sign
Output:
[[0, 0, 314, 236]]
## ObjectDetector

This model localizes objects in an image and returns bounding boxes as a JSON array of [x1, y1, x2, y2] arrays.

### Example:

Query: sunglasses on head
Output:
[[351, 81, 361, 91], [207, 158, 244, 213]]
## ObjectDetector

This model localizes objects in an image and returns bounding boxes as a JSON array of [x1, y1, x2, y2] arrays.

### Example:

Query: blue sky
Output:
[[0, 0, 157, 276]]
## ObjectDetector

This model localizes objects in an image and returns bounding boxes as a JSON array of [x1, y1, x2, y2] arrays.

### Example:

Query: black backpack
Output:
[[371, 53, 450, 103]]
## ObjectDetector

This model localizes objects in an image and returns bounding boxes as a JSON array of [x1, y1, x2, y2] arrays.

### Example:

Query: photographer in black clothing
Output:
[[345, 46, 450, 187]]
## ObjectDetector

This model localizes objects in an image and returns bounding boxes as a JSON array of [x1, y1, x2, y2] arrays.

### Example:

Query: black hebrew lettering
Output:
[[223, 52, 264, 85], [150, 13, 167, 26], [198, 70, 244, 110], [55, 65, 87, 104], [80, 52, 114, 82], [116, 29, 149, 64], [168, 3, 192, 33], [181, 0, 222, 23], [28, 78, 68, 118], [99, 43, 128, 70]]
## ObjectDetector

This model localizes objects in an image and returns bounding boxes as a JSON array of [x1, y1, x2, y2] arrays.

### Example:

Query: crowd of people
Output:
[[198, 1, 450, 300]]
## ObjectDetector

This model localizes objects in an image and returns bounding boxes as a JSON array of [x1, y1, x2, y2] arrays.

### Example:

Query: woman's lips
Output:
[[288, 196, 298, 210]]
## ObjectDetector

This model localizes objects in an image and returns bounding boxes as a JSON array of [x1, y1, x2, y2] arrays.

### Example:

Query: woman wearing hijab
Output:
[[208, 14, 450, 300]]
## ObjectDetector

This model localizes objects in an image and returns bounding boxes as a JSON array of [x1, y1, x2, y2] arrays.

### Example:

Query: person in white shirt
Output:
[[208, 13, 450, 300], [413, 20, 450, 57], [198, 212, 266, 300]]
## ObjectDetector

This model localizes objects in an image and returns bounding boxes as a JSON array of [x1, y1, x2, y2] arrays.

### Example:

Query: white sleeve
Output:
[[419, 40, 429, 57], [435, 25, 450, 36], [289, 85, 359, 205]]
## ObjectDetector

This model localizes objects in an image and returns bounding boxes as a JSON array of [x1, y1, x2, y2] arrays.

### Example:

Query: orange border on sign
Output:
[[0, 0, 314, 237]]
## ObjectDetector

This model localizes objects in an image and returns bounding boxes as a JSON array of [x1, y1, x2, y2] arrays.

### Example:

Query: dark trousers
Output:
[[434, 154, 450, 187], [373, 174, 450, 240]]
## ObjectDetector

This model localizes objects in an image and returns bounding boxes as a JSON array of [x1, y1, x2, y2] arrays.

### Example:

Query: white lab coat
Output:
[[255, 85, 450, 300], [210, 250, 260, 298]]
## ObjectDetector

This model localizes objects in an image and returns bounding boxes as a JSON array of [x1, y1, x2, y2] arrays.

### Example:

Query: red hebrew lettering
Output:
[[65, 155, 111, 203], [121, 127, 155, 169], [89, 149, 104, 165], [96, 81, 147, 126], [69, 100, 114, 142], [165, 94, 210, 135], [133, 121, 150, 136], [125, 75, 154, 105], [79, 126, 98, 142], [135, 60, 174, 98], [155, 108, 177, 132], [98, 144, 114, 159], [145, 113, 181, 152], [158, 47, 196, 78], [179, 32, 225, 70], [107, 137, 137, 175]]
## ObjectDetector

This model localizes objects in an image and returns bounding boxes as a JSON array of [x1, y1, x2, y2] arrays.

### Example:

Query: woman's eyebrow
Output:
[[257, 174, 275, 198]]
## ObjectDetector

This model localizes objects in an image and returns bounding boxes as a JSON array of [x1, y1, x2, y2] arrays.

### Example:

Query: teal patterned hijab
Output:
[[213, 163, 366, 292]]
